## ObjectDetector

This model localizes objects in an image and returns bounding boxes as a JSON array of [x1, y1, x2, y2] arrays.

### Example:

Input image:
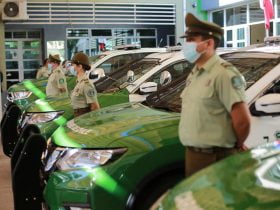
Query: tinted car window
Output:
[[147, 52, 280, 113], [97, 52, 154, 74]]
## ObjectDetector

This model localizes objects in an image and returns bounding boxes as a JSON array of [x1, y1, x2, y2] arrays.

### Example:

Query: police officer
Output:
[[70, 52, 100, 117], [46, 54, 68, 97], [36, 58, 49, 79], [179, 13, 251, 177]]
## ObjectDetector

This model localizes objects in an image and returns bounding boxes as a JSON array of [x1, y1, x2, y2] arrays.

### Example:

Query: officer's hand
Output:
[[59, 87, 66, 92], [236, 143, 248, 152]]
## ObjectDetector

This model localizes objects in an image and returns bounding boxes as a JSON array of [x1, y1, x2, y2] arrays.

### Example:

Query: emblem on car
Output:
[[274, 131, 280, 140]]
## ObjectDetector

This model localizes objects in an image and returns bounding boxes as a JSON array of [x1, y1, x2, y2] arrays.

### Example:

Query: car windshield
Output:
[[95, 58, 160, 92], [146, 51, 280, 112], [89, 54, 107, 64], [221, 51, 280, 88]]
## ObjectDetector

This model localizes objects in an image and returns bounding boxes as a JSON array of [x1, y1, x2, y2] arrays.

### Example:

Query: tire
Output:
[[128, 169, 184, 210]]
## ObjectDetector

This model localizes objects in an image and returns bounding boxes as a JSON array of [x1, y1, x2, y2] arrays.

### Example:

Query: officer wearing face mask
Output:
[[179, 13, 251, 177], [36, 58, 49, 79], [70, 52, 100, 117], [46, 54, 68, 97]]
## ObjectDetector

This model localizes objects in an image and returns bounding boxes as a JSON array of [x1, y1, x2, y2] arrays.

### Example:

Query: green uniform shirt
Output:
[[46, 67, 68, 97], [36, 66, 49, 79], [179, 53, 246, 148], [70, 73, 98, 109]]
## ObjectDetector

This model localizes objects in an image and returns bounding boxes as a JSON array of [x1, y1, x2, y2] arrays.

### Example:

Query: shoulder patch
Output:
[[59, 78, 65, 84], [231, 75, 245, 89], [87, 88, 95, 97], [221, 62, 234, 68]]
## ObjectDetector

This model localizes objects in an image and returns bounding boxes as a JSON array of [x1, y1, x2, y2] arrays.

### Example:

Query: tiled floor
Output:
[[0, 144, 14, 210]]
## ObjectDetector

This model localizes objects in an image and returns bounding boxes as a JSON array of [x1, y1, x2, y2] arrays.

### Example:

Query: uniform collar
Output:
[[53, 66, 61, 73], [190, 53, 220, 76], [77, 73, 87, 83], [200, 53, 220, 73]]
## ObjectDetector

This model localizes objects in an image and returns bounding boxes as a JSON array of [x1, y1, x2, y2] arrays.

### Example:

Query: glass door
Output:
[[225, 25, 248, 48], [5, 41, 20, 86], [5, 31, 42, 87]]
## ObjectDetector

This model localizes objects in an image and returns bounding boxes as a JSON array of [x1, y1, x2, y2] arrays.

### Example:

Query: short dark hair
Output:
[[62, 60, 67, 66], [43, 58, 48, 66], [71, 61, 89, 71]]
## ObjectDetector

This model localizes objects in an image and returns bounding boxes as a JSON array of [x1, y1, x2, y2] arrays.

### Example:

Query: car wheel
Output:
[[128, 169, 184, 210], [1, 104, 21, 157]]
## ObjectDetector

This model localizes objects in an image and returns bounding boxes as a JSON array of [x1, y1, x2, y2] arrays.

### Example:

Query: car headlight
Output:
[[45, 148, 127, 171], [7, 91, 32, 101], [22, 111, 64, 126]]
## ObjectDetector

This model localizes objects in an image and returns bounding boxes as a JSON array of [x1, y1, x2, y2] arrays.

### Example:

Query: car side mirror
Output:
[[139, 82, 158, 94], [89, 68, 105, 82], [251, 94, 280, 116], [127, 70, 135, 83], [160, 71, 172, 86]]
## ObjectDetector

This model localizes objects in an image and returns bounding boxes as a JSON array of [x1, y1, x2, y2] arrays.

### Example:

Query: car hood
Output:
[[51, 102, 180, 148], [26, 96, 70, 112], [25, 88, 130, 112], [158, 141, 280, 209], [8, 78, 48, 92]]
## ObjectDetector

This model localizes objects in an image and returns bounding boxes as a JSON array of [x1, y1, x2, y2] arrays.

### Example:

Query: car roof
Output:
[[144, 51, 183, 62], [99, 47, 167, 56]]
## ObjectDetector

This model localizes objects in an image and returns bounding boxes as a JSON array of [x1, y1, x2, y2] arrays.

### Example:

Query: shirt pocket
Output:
[[196, 86, 218, 107]]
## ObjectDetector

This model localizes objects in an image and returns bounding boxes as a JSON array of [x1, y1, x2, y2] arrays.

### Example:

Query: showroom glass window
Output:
[[212, 10, 224, 27], [66, 28, 157, 59], [249, 2, 265, 23], [226, 6, 247, 26]]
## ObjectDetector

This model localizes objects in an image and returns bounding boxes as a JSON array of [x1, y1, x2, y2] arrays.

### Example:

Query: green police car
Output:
[[153, 140, 280, 210], [6, 76, 76, 109], [12, 46, 280, 210], [5, 47, 165, 110], [2, 50, 189, 157], [11, 42, 280, 209], [11, 73, 188, 210]]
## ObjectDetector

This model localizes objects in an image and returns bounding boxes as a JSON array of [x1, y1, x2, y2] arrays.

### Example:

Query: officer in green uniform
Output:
[[36, 58, 49, 79], [70, 52, 100, 117], [179, 13, 251, 177], [46, 54, 68, 97]]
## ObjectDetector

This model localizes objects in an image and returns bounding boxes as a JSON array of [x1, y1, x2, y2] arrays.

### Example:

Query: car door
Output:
[[246, 78, 280, 148], [129, 60, 191, 102]]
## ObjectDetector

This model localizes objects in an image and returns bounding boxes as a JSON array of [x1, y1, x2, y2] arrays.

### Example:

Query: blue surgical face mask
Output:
[[47, 63, 52, 72], [69, 66, 77, 76], [182, 42, 202, 63]]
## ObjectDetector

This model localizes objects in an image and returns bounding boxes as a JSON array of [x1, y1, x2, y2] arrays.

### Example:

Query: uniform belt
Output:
[[187, 146, 234, 154], [74, 107, 90, 113]]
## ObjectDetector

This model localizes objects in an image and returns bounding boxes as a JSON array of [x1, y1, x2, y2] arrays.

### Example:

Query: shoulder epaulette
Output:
[[220, 62, 234, 68], [81, 79, 89, 83]]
